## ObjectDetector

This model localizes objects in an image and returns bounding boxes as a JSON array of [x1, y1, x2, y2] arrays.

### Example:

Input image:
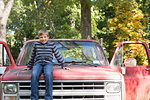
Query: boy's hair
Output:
[[38, 29, 49, 36]]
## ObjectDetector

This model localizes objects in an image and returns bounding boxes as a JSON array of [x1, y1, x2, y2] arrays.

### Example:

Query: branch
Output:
[[0, 0, 4, 17], [1, 0, 14, 24]]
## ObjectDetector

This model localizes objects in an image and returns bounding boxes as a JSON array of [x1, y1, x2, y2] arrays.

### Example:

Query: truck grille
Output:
[[19, 80, 105, 100], [2, 80, 122, 100]]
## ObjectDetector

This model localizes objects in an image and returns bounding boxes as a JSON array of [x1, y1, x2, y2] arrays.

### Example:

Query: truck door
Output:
[[0, 41, 15, 76], [110, 41, 150, 100]]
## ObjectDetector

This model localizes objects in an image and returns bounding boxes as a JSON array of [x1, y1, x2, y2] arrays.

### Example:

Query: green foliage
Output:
[[136, 0, 150, 40], [7, 0, 82, 59], [106, 0, 149, 61], [6, 0, 149, 61], [108, 0, 149, 44], [92, 4, 116, 61]]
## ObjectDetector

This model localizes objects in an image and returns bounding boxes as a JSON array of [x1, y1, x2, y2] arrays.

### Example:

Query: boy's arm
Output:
[[52, 43, 64, 68]]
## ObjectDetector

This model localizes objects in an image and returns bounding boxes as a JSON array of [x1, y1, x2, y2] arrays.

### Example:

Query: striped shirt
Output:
[[27, 41, 64, 69]]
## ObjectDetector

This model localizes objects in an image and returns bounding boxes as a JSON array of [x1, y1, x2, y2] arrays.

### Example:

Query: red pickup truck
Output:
[[0, 39, 149, 100]]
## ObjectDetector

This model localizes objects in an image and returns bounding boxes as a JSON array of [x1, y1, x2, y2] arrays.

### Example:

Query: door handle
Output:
[[145, 68, 150, 71]]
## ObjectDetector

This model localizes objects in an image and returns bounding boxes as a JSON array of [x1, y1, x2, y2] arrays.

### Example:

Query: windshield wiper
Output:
[[85, 63, 101, 67], [65, 60, 86, 64]]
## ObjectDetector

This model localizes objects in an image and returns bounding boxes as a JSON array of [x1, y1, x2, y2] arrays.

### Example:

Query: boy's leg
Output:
[[31, 63, 43, 100], [43, 63, 54, 100]]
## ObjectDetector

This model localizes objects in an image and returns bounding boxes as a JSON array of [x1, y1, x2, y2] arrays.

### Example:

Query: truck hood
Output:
[[2, 65, 122, 81]]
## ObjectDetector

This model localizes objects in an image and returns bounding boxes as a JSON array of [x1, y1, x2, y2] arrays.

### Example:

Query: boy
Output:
[[24, 29, 65, 100]]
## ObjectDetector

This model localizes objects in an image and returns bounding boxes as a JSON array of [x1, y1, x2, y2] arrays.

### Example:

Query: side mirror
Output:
[[0, 63, 6, 74], [124, 58, 136, 67], [121, 66, 126, 75], [0, 67, 6, 74]]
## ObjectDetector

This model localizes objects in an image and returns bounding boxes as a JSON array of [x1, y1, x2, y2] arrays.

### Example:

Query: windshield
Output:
[[16, 40, 109, 66]]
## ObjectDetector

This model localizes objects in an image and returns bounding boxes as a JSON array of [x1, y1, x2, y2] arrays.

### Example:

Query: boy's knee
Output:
[[31, 71, 40, 79], [46, 72, 53, 77]]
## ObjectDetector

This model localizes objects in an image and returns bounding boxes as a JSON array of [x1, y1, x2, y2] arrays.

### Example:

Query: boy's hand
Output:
[[63, 67, 70, 70], [23, 67, 30, 71], [61, 63, 71, 70]]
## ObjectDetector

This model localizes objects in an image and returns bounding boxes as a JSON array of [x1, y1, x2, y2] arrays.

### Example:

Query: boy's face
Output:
[[38, 33, 49, 44]]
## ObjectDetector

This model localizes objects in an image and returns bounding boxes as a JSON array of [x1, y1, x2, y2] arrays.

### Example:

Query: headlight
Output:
[[4, 84, 17, 94], [106, 83, 121, 93]]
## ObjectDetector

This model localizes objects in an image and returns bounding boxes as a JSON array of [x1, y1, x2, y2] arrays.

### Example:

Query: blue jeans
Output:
[[31, 62, 54, 100]]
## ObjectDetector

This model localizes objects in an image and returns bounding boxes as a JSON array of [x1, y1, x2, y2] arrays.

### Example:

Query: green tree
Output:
[[107, 0, 149, 60], [7, 0, 81, 59], [136, 0, 150, 40]]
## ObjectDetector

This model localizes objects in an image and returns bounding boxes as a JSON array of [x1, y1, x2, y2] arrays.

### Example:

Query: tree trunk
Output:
[[80, 0, 91, 39], [0, 18, 6, 42], [0, 0, 14, 42]]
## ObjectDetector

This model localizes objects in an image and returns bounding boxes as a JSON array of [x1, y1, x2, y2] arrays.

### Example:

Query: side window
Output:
[[0, 44, 12, 66], [123, 44, 148, 66], [114, 43, 149, 67], [114, 45, 123, 66]]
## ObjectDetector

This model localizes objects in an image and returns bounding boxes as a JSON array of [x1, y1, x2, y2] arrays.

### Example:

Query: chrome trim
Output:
[[1, 80, 122, 100]]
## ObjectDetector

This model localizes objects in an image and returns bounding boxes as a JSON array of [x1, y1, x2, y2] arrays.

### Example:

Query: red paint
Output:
[[110, 41, 150, 100], [2, 66, 121, 81], [0, 41, 16, 73]]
